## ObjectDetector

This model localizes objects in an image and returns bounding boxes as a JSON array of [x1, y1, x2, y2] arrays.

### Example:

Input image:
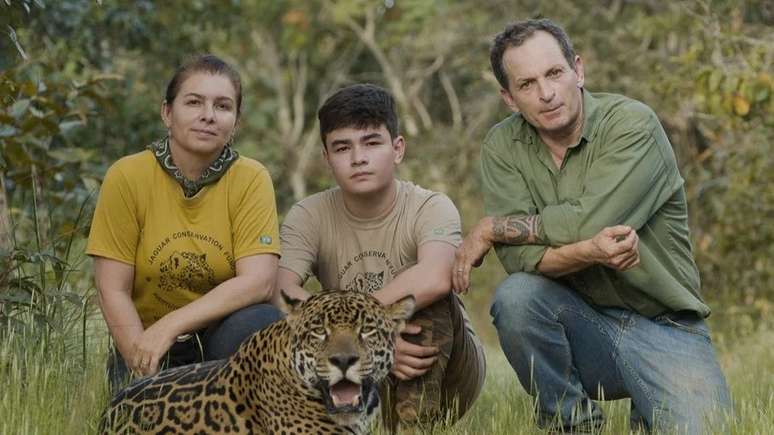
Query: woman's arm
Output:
[[133, 253, 278, 375], [94, 257, 144, 372]]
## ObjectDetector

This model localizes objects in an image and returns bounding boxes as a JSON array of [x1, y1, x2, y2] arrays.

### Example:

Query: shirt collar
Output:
[[579, 89, 601, 144]]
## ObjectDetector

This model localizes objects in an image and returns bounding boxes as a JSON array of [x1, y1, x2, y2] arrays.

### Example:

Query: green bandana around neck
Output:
[[149, 137, 240, 198]]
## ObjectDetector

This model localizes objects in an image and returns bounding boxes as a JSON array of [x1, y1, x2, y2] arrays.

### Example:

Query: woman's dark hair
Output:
[[165, 54, 243, 117], [317, 84, 399, 148]]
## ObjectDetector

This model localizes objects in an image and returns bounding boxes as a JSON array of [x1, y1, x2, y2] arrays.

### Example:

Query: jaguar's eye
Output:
[[360, 325, 377, 338], [309, 326, 327, 339]]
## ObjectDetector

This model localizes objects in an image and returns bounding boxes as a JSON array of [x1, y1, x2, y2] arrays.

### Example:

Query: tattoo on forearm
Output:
[[491, 215, 545, 245]]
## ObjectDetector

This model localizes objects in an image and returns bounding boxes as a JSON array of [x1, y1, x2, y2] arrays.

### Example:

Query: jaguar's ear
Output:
[[386, 295, 416, 333], [278, 289, 304, 313], [278, 289, 306, 326]]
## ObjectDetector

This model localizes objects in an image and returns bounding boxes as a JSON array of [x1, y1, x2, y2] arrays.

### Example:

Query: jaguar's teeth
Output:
[[330, 379, 361, 407]]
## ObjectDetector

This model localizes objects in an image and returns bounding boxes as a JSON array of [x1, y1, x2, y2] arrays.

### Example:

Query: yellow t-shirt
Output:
[[87, 150, 280, 327]]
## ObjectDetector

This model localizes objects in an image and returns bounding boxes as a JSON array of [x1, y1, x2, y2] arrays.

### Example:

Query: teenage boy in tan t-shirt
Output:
[[276, 84, 486, 430]]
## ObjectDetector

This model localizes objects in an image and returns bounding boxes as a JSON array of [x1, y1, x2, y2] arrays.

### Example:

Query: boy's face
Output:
[[323, 125, 405, 197]]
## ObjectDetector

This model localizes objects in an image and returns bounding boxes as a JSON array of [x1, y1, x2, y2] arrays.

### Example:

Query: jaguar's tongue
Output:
[[330, 379, 361, 407]]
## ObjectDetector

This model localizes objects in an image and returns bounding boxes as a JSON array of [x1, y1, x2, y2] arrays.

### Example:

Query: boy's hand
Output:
[[391, 323, 439, 380]]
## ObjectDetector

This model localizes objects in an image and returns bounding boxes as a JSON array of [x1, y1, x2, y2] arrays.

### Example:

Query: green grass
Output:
[[0, 248, 770, 435], [1, 316, 772, 435], [416, 336, 774, 435], [0, 317, 110, 435]]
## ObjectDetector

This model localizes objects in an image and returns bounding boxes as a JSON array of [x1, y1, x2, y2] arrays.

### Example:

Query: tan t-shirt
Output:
[[279, 180, 461, 291], [87, 151, 280, 327]]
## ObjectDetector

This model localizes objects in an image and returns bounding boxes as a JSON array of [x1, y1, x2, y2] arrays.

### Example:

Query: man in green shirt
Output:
[[453, 18, 731, 433]]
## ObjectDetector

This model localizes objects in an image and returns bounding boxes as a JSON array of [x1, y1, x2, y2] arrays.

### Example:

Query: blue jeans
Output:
[[490, 273, 732, 434], [107, 303, 282, 393]]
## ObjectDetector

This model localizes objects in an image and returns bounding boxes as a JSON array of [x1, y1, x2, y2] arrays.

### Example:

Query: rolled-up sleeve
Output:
[[481, 136, 547, 273]]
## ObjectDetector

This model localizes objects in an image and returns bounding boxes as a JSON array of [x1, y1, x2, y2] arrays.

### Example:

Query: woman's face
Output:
[[161, 72, 238, 162]]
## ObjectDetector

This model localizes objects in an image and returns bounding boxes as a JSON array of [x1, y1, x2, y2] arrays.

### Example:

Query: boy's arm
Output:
[[276, 201, 318, 306], [274, 267, 312, 305], [373, 191, 461, 308], [372, 240, 451, 381], [372, 241, 454, 309]]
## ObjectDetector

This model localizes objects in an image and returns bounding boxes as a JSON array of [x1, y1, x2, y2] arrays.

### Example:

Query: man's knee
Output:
[[490, 272, 567, 323]]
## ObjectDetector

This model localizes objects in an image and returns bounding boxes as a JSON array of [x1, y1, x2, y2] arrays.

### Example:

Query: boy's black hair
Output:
[[317, 84, 399, 148]]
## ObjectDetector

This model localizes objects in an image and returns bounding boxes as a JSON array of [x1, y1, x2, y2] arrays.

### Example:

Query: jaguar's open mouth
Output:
[[319, 378, 375, 414], [331, 379, 361, 408]]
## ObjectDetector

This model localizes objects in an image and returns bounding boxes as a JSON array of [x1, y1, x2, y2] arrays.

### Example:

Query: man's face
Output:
[[323, 125, 405, 197], [499, 31, 585, 139]]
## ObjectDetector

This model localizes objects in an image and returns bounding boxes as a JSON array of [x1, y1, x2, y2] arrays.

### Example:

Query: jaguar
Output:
[[101, 290, 415, 434]]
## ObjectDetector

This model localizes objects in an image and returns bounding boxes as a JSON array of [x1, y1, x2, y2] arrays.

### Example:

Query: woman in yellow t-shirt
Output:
[[87, 54, 282, 391]]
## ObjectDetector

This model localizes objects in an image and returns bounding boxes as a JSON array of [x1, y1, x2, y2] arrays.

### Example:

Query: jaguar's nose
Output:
[[329, 354, 360, 372]]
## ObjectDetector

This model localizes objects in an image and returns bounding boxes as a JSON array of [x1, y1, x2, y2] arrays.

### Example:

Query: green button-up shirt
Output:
[[481, 91, 709, 318]]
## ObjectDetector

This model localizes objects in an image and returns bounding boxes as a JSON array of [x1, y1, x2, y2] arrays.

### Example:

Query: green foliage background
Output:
[[0, 1, 772, 432], [3, 0, 771, 331]]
